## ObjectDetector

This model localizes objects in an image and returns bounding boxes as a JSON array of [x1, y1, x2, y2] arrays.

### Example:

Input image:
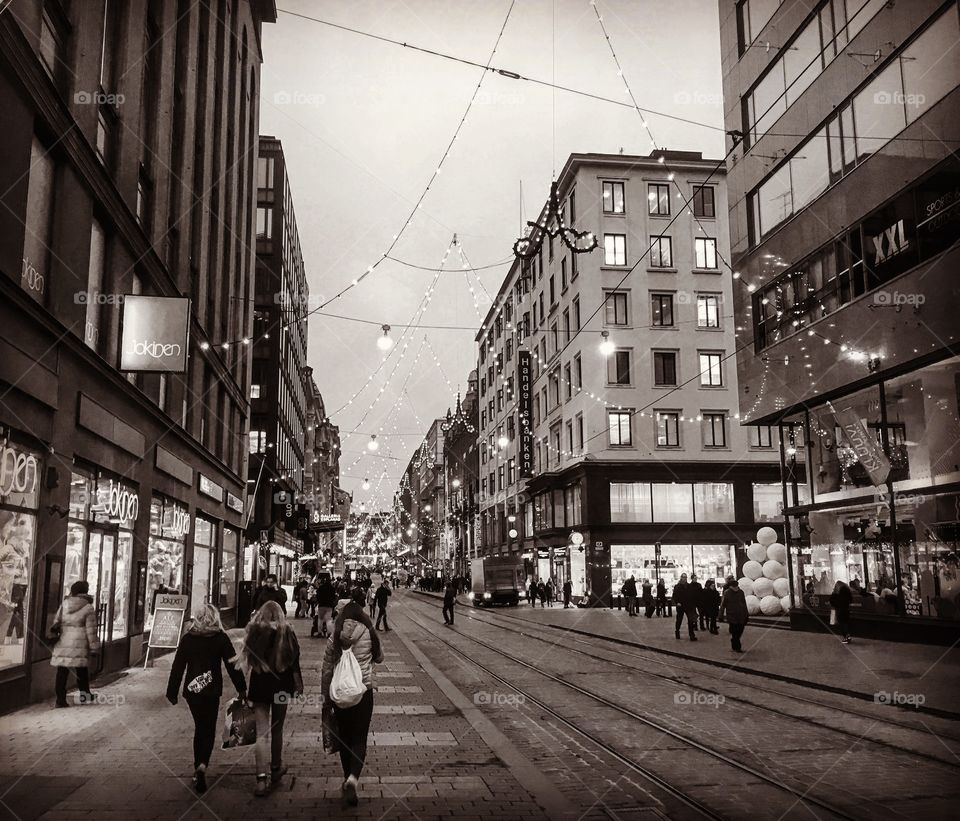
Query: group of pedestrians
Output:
[[527, 578, 572, 607]]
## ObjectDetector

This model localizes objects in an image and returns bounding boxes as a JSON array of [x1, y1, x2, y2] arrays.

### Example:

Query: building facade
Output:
[[476, 151, 781, 603], [719, 0, 960, 642], [441, 375, 480, 576], [245, 135, 310, 587], [399, 419, 447, 574], [0, 0, 276, 707]]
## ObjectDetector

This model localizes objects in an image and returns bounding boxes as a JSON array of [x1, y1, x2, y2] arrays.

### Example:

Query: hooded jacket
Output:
[[321, 613, 383, 697], [166, 625, 246, 702], [50, 595, 100, 668], [719, 583, 749, 625]]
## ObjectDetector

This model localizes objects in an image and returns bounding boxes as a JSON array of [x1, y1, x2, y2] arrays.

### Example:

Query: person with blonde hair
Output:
[[166, 602, 246, 794], [241, 600, 302, 797]]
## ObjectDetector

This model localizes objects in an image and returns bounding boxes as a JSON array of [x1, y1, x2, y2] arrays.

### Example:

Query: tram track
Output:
[[402, 604, 860, 821]]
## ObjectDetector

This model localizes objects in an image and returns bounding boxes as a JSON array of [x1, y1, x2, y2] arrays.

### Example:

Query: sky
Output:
[[258, 0, 727, 510]]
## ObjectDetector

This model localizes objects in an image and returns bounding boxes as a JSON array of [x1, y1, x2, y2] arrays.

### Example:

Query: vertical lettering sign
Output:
[[834, 407, 891, 487], [517, 349, 533, 477], [120, 296, 190, 373]]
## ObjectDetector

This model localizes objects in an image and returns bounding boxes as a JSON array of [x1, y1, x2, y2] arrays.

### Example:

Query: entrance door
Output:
[[84, 529, 116, 642], [192, 546, 212, 608], [569, 549, 586, 596]]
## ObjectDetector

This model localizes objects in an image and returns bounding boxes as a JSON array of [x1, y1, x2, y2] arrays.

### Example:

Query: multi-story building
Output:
[[246, 135, 310, 587], [399, 419, 447, 572], [476, 151, 781, 603], [0, 0, 275, 706], [719, 0, 960, 642], [441, 375, 480, 576]]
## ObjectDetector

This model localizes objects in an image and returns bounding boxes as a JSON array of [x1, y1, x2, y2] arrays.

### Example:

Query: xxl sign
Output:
[[120, 296, 190, 373], [517, 349, 533, 477], [834, 407, 891, 487]]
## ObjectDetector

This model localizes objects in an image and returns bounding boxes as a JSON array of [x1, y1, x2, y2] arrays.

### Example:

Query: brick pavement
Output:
[[0, 613, 554, 821]]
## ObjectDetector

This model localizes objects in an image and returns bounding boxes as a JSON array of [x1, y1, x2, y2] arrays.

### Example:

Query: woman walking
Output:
[[703, 579, 721, 634], [241, 601, 302, 797], [49, 580, 100, 707], [165, 604, 246, 793], [829, 580, 853, 644], [321, 587, 383, 806], [718, 576, 749, 652]]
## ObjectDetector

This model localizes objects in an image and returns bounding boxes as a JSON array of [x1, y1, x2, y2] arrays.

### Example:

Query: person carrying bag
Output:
[[50, 580, 100, 707]]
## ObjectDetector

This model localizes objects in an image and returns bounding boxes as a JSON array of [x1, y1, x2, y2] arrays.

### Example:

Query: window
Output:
[[750, 425, 774, 448], [610, 483, 653, 522], [84, 220, 106, 353], [562, 308, 570, 342], [549, 369, 560, 408], [608, 411, 632, 446], [256, 206, 273, 239], [564, 363, 572, 400], [248, 430, 266, 453], [753, 482, 783, 522], [575, 413, 584, 450], [602, 181, 625, 214], [560, 258, 567, 291], [604, 291, 629, 326], [573, 354, 582, 390], [653, 351, 677, 386], [550, 322, 559, 356], [702, 412, 727, 448], [551, 423, 562, 465], [573, 296, 581, 330], [656, 412, 680, 447], [650, 235, 672, 268], [694, 482, 735, 522], [698, 352, 723, 387], [538, 292, 545, 324], [549, 275, 556, 305], [737, 0, 781, 53], [651, 293, 674, 327], [648, 183, 670, 216], [694, 237, 718, 269], [692, 185, 715, 218], [697, 294, 720, 328], [607, 350, 631, 386], [652, 483, 693, 520], [22, 137, 55, 304], [604, 233, 627, 266], [257, 156, 274, 189], [566, 419, 574, 451], [250, 384, 261, 399]]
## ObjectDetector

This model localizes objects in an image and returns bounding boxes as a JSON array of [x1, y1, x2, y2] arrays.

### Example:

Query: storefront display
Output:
[[611, 544, 736, 590], [0, 439, 40, 670], [192, 517, 218, 608], [147, 496, 189, 630], [220, 528, 238, 610]]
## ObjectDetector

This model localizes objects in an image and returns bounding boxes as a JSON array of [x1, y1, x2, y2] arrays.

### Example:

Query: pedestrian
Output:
[[641, 578, 655, 618], [252, 574, 288, 615], [655, 578, 667, 617], [718, 576, 749, 652], [621, 575, 638, 616], [442, 580, 456, 626], [537, 581, 547, 608], [703, 579, 721, 634], [321, 587, 383, 806], [829, 580, 853, 643], [165, 603, 247, 794], [375, 579, 392, 631], [49, 580, 100, 707], [545, 579, 554, 608], [672, 574, 697, 640], [366, 584, 376, 620], [563, 578, 573, 608], [306, 579, 318, 618], [528, 581, 538, 607], [240, 600, 302, 797], [312, 576, 337, 639], [688, 574, 703, 632]]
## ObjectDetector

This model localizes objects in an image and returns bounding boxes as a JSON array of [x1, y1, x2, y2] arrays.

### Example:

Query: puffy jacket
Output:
[[50, 595, 100, 668], [719, 586, 749, 625], [321, 617, 383, 696]]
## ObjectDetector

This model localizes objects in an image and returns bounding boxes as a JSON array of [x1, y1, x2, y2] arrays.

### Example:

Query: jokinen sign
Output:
[[120, 296, 190, 373]]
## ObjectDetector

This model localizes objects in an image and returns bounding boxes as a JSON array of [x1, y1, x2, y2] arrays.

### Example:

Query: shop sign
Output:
[[833, 407, 891, 487], [553, 546, 567, 558], [226, 492, 244, 514], [99, 479, 140, 525], [199, 474, 224, 502], [119, 296, 190, 373], [0, 441, 40, 508], [517, 349, 533, 477], [163, 503, 190, 540], [146, 593, 188, 656]]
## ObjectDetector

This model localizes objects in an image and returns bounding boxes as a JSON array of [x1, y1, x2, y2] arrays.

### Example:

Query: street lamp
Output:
[[599, 330, 615, 356], [367, 435, 379, 451], [498, 435, 510, 450], [451, 478, 461, 489]]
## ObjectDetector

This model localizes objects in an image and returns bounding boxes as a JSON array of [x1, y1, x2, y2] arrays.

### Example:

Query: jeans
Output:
[[729, 623, 746, 651], [314, 607, 333, 636], [675, 609, 695, 638], [55, 666, 91, 704], [186, 695, 220, 768], [253, 701, 288, 775], [376, 606, 389, 630], [335, 688, 374, 779], [442, 602, 454, 624], [624, 596, 637, 615]]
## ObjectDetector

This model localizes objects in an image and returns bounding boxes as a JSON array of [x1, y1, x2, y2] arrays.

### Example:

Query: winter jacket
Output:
[[719, 586, 749, 625], [641, 582, 653, 605], [315, 583, 337, 608], [245, 626, 302, 704], [321, 616, 383, 696], [621, 578, 638, 597], [50, 595, 100, 668], [702, 587, 721, 616], [443, 585, 456, 604], [252, 584, 287, 613], [374, 584, 391, 609], [829, 585, 853, 619], [688, 582, 704, 612], [166, 629, 246, 702], [673, 581, 696, 613]]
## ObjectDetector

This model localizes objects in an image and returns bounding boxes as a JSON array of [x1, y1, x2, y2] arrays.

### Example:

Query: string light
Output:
[[377, 324, 394, 351], [367, 435, 379, 451]]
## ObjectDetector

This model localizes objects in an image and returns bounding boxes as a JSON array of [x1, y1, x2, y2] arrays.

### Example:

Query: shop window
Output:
[[610, 482, 652, 523], [652, 483, 693, 521], [147, 496, 188, 630], [896, 491, 960, 619], [220, 528, 238, 609], [753, 482, 784, 522], [691, 482, 734, 521]]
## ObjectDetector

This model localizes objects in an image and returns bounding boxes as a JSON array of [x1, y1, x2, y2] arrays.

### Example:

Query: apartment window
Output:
[[607, 350, 631, 386], [650, 235, 672, 268], [602, 181, 625, 214], [692, 185, 715, 218], [568, 190, 576, 224], [250, 384, 261, 399], [562, 308, 570, 343], [538, 293, 545, 324], [497, 465, 505, 492], [549, 369, 560, 408], [697, 294, 721, 328], [84, 220, 106, 353], [248, 430, 266, 453], [561, 258, 567, 291], [573, 354, 582, 390], [651, 293, 674, 327], [750, 425, 774, 448], [506, 337, 514, 361], [549, 275, 556, 305], [480, 410, 486, 430], [656, 412, 680, 447], [604, 291, 629, 326], [608, 411, 632, 447], [702, 412, 727, 448], [564, 363, 572, 400], [565, 420, 574, 453], [481, 478, 487, 496], [257, 156, 275, 189], [507, 458, 516, 486], [737, 0, 782, 53], [22, 137, 55, 304], [550, 322, 559, 355], [256, 207, 273, 239], [604, 234, 627, 266], [653, 351, 677, 386], [573, 296, 581, 330], [551, 423, 562, 464], [694, 237, 718, 269], [699, 352, 723, 387], [575, 413, 584, 451], [648, 183, 670, 216]]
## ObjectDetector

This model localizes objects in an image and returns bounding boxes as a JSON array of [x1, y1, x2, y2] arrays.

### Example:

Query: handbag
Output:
[[829, 608, 838, 626], [321, 702, 341, 754], [329, 647, 365, 708], [47, 607, 62, 642], [221, 697, 257, 749]]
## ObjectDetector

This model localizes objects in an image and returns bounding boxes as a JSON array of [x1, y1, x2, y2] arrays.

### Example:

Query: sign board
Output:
[[119, 296, 190, 373], [516, 349, 533, 477], [226, 492, 244, 514], [309, 512, 346, 533], [146, 593, 188, 664], [833, 406, 891, 487], [199, 474, 224, 502]]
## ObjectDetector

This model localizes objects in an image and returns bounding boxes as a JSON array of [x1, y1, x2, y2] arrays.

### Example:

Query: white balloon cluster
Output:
[[739, 527, 792, 616]]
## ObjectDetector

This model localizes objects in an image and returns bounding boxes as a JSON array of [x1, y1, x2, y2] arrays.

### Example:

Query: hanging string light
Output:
[[599, 330, 615, 356], [367, 435, 379, 451], [377, 324, 394, 351]]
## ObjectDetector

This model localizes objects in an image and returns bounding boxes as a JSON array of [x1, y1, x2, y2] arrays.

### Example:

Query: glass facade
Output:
[[147, 496, 188, 630], [609, 482, 735, 523], [612, 544, 736, 590]]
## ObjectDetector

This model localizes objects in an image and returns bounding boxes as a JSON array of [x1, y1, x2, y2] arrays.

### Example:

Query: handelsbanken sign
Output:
[[120, 296, 190, 373]]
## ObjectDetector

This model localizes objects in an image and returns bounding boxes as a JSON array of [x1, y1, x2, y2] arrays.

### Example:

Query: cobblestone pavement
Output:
[[0, 610, 553, 821]]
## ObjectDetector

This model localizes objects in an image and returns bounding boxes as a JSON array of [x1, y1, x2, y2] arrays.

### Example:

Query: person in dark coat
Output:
[[442, 581, 456, 626], [537, 582, 547, 608], [718, 576, 749, 652], [563, 579, 573, 608], [688, 575, 704, 632], [252, 574, 288, 615], [641, 579, 654, 618], [374, 580, 392, 631], [621, 575, 638, 616], [702, 579, 721, 633], [166, 603, 246, 793], [528, 581, 538, 607], [312, 576, 338, 638], [829, 580, 853, 643], [655, 578, 667, 616], [672, 574, 697, 640], [545, 580, 555, 608]]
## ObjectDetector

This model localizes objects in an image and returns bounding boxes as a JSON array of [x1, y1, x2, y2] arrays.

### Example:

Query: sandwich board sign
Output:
[[144, 593, 188, 667]]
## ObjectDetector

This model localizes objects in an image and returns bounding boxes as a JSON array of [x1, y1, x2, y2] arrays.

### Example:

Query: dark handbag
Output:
[[47, 606, 62, 642], [321, 702, 340, 754]]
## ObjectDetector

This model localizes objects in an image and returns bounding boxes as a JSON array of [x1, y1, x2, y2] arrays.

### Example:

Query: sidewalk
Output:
[[0, 613, 549, 820], [428, 592, 960, 718]]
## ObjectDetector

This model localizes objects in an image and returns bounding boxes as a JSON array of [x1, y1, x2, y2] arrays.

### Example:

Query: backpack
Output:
[[329, 647, 365, 708]]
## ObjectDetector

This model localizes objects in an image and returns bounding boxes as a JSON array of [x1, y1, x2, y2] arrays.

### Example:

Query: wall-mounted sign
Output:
[[517, 349, 533, 477], [198, 474, 224, 502], [226, 492, 244, 514], [119, 296, 190, 373], [167, 504, 190, 540], [98, 479, 140, 526], [0, 441, 40, 508]]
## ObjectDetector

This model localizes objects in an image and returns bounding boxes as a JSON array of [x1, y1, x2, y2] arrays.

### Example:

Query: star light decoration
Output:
[[513, 181, 598, 260], [441, 392, 476, 435]]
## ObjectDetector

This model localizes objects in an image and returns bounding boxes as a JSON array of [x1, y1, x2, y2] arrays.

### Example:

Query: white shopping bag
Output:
[[329, 647, 365, 708]]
